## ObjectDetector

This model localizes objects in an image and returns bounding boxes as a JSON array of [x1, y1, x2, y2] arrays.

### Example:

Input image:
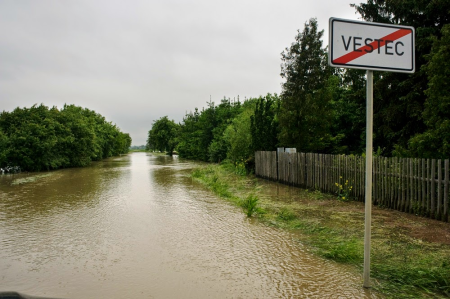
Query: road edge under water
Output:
[[191, 162, 450, 299]]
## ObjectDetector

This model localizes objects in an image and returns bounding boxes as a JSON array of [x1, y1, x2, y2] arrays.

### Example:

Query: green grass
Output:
[[11, 173, 53, 185], [239, 194, 260, 217], [191, 162, 450, 299]]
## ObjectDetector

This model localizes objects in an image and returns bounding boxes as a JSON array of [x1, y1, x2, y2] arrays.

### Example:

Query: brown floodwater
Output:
[[0, 152, 380, 298]]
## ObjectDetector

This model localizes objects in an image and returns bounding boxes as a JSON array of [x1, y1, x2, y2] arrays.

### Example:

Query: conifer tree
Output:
[[250, 94, 279, 152], [407, 24, 450, 158], [278, 18, 333, 152], [352, 0, 450, 155]]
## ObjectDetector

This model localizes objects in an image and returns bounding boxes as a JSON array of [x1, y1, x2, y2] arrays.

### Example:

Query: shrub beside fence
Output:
[[255, 151, 449, 222]]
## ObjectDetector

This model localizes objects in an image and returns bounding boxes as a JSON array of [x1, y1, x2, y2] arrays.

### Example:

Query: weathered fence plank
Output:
[[438, 159, 442, 220], [444, 159, 449, 222], [430, 159, 436, 218], [421, 159, 425, 215], [256, 151, 450, 222]]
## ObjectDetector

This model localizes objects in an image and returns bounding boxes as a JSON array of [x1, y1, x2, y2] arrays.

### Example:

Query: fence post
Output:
[[444, 159, 449, 222], [431, 159, 436, 219], [254, 152, 447, 222], [421, 159, 425, 216], [438, 160, 442, 220]]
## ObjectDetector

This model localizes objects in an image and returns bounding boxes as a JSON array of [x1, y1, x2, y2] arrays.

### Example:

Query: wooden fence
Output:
[[255, 151, 449, 222]]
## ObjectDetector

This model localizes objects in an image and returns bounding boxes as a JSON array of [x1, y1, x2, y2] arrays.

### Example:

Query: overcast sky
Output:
[[0, 0, 360, 145]]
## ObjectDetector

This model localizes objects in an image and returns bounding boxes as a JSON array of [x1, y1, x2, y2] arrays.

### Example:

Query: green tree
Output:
[[0, 104, 131, 171], [58, 104, 96, 167], [278, 18, 334, 152], [405, 24, 450, 158], [114, 132, 132, 156], [208, 98, 242, 162], [147, 116, 179, 154], [0, 128, 9, 167], [177, 98, 243, 162], [329, 69, 368, 154], [177, 108, 202, 160], [250, 94, 279, 152], [192, 101, 216, 161], [224, 105, 253, 165], [0, 105, 63, 171], [352, 0, 450, 155]]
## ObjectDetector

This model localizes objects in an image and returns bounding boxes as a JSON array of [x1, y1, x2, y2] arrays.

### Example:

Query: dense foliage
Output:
[[147, 95, 278, 170], [352, 0, 450, 157], [405, 23, 450, 158], [0, 104, 131, 171], [146, 116, 179, 154], [171, 98, 245, 162], [278, 18, 335, 152], [147, 0, 450, 166], [250, 94, 280, 153]]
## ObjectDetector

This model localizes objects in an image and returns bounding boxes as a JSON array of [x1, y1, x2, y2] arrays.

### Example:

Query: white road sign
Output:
[[329, 18, 415, 73]]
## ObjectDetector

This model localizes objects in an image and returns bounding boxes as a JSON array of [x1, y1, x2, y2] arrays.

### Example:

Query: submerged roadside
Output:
[[192, 162, 450, 299]]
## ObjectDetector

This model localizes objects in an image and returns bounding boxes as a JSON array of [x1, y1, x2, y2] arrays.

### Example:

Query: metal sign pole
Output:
[[329, 17, 414, 289], [363, 70, 373, 288]]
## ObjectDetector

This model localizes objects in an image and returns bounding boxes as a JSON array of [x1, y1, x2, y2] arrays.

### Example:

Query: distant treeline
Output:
[[147, 94, 280, 169], [0, 104, 131, 171], [146, 1, 450, 169], [130, 145, 146, 150]]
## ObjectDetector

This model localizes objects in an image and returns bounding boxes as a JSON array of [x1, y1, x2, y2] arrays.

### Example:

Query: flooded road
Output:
[[0, 153, 378, 298]]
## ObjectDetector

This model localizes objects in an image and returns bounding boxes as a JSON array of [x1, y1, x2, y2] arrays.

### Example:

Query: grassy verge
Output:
[[192, 162, 450, 299]]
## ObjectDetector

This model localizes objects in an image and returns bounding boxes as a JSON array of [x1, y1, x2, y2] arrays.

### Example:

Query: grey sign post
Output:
[[328, 18, 415, 288]]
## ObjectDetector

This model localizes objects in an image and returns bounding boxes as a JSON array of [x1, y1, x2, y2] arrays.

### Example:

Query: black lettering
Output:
[[342, 35, 351, 51], [364, 38, 373, 53], [353, 36, 362, 52], [375, 39, 384, 54], [395, 41, 404, 56], [385, 40, 394, 55]]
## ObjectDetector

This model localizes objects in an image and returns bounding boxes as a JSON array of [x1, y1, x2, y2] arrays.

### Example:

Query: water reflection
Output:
[[0, 153, 380, 298]]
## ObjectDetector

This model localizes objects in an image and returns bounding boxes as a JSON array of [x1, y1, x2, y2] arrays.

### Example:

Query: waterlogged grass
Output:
[[370, 236, 450, 297], [11, 173, 53, 185], [191, 162, 450, 299], [240, 194, 260, 217], [192, 166, 245, 208]]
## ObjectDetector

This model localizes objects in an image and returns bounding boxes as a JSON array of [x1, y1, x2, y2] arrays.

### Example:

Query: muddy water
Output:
[[0, 153, 379, 298]]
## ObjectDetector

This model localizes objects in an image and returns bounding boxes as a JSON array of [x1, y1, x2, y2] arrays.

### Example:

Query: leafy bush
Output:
[[0, 104, 131, 171]]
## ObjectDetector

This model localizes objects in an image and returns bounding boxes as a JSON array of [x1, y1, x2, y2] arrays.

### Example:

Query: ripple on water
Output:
[[0, 153, 380, 298]]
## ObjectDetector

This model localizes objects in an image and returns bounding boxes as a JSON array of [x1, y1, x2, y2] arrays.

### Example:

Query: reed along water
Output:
[[0, 152, 379, 298]]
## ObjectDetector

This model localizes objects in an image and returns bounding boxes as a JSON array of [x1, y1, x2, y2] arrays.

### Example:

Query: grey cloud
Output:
[[0, 0, 357, 145]]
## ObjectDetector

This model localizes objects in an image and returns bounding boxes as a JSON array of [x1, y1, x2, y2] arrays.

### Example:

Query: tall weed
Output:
[[240, 194, 259, 217]]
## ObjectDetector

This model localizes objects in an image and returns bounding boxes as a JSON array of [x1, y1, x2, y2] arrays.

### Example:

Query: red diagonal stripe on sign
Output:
[[333, 28, 411, 64]]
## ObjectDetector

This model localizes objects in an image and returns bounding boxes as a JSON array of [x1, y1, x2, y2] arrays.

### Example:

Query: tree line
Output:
[[147, 0, 449, 168], [0, 104, 131, 171]]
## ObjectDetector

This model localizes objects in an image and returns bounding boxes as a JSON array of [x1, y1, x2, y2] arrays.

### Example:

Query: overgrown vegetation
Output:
[[239, 194, 260, 217], [129, 145, 147, 152], [148, 1, 450, 164], [192, 162, 450, 299], [147, 2, 450, 296], [146, 116, 178, 154], [335, 176, 353, 202], [0, 104, 131, 171]]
